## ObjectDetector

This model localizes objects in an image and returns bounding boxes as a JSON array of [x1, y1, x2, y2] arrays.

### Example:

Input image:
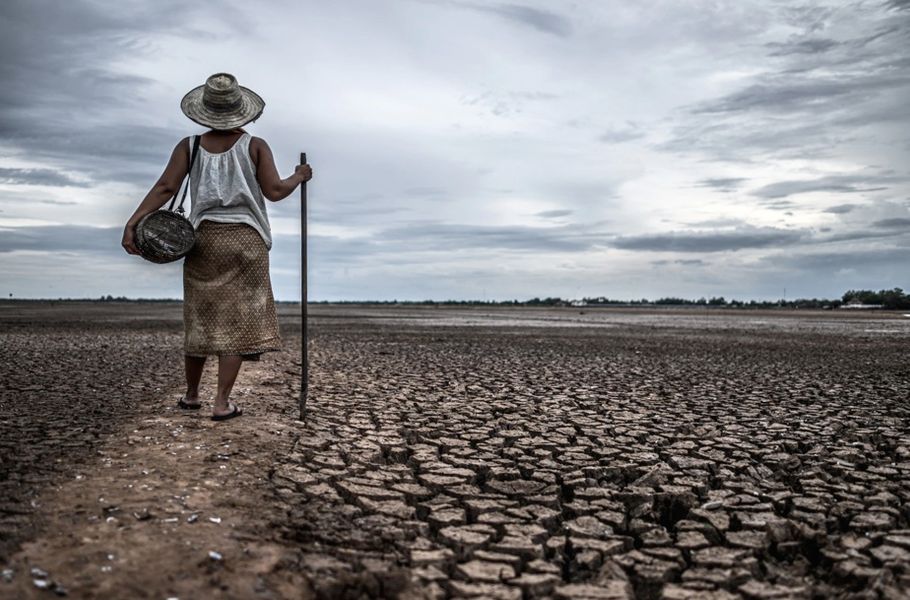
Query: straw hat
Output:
[[180, 73, 265, 130]]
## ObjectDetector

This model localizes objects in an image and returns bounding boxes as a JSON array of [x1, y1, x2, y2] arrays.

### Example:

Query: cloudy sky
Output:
[[1, 0, 908, 301]]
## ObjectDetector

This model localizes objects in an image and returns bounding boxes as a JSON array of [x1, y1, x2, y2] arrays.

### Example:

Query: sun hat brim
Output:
[[180, 84, 265, 130]]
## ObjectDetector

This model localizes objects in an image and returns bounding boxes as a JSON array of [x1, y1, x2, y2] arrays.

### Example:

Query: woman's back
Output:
[[199, 130, 246, 154], [188, 130, 273, 249]]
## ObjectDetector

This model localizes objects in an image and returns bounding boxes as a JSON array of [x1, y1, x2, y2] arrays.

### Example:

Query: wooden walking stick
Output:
[[299, 152, 308, 422]]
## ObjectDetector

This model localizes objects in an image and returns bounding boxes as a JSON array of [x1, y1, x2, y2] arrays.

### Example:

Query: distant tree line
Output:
[[841, 288, 910, 309], [4, 288, 909, 309], [309, 288, 910, 309]]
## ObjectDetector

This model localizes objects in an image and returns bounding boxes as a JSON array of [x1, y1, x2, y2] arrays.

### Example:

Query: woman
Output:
[[122, 73, 312, 421]]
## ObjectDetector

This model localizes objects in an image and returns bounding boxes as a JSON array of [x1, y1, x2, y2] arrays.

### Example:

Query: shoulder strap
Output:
[[167, 135, 202, 214]]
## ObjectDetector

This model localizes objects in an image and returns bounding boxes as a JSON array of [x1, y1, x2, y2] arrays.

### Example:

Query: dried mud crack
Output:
[[2, 303, 910, 599], [270, 308, 910, 599]]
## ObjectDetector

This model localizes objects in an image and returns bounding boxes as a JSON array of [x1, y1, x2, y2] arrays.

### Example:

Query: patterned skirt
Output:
[[183, 221, 281, 360]]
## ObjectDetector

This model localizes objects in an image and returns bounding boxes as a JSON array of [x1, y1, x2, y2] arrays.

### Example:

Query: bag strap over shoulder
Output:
[[167, 135, 202, 214]]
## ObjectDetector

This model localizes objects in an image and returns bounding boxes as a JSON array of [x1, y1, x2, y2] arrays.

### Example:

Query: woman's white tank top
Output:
[[187, 132, 272, 249]]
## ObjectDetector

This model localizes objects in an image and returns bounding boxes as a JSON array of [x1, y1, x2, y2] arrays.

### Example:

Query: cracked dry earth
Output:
[[2, 304, 910, 599]]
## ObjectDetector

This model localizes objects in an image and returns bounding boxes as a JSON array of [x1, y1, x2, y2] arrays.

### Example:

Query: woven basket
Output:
[[135, 210, 196, 263]]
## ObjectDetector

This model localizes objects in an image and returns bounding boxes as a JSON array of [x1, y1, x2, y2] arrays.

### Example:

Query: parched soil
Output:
[[1, 303, 909, 599]]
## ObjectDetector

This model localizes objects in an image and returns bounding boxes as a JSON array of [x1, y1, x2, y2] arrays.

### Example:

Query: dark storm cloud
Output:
[[424, 1, 572, 37], [823, 203, 859, 214], [760, 200, 797, 211], [662, 3, 910, 163], [694, 177, 748, 192], [766, 38, 839, 56], [751, 175, 901, 199], [660, 120, 832, 162], [609, 223, 907, 255], [652, 259, 706, 266], [0, 1, 230, 184], [34, 199, 79, 206], [482, 4, 572, 36], [872, 217, 910, 228], [0, 167, 90, 187], [611, 227, 806, 253], [0, 123, 182, 185], [534, 209, 572, 218], [764, 247, 908, 271], [692, 75, 910, 115], [0, 225, 121, 253], [820, 228, 907, 243], [0, 2, 168, 111]]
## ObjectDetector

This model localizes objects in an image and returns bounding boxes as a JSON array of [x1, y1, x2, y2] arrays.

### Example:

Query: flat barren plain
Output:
[[1, 303, 909, 599]]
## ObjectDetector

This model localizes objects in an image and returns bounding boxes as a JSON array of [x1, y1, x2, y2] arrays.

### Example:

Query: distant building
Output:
[[841, 298, 884, 310]]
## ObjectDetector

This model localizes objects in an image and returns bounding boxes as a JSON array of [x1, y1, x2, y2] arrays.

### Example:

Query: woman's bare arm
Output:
[[121, 138, 190, 254], [251, 137, 312, 201]]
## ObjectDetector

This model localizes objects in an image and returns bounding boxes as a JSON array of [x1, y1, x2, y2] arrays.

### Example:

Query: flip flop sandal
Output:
[[177, 397, 202, 410], [211, 404, 243, 422]]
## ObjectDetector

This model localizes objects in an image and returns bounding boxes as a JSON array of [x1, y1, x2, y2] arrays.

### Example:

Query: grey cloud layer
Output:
[[421, 1, 572, 37], [0, 1, 225, 185], [534, 209, 573, 218], [0, 225, 121, 253], [751, 174, 903, 199], [0, 168, 90, 188], [612, 227, 806, 253], [691, 74, 910, 116], [823, 204, 859, 214], [614, 224, 909, 254], [872, 217, 910, 228], [695, 178, 748, 193], [765, 38, 840, 56], [3, 218, 906, 299], [478, 3, 572, 36], [664, 2, 910, 166], [763, 247, 908, 272], [1, 1, 909, 300]]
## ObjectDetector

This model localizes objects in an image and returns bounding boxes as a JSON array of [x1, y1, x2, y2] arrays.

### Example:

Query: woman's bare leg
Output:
[[184, 355, 207, 405], [213, 354, 243, 416]]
